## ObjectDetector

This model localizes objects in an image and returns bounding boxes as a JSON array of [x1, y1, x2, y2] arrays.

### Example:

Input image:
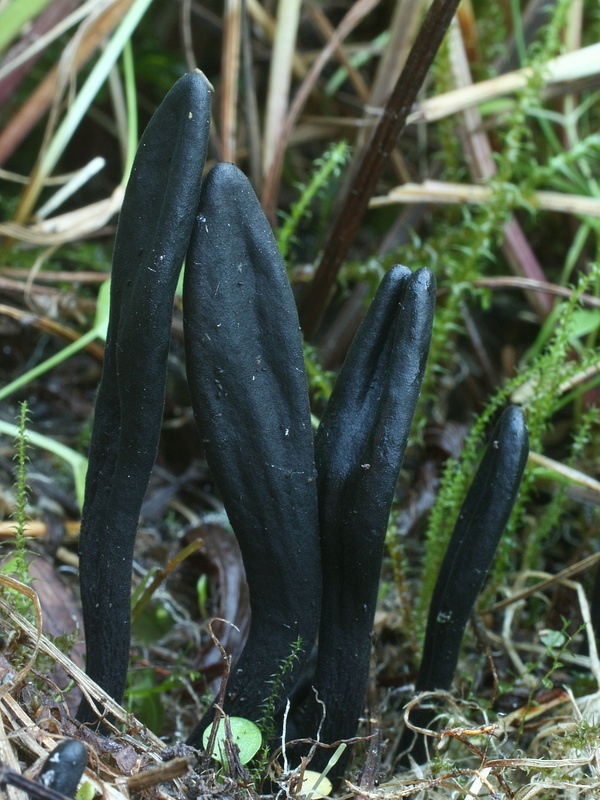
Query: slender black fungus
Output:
[[288, 266, 436, 773], [397, 405, 529, 766], [183, 163, 322, 745], [77, 72, 212, 723], [39, 739, 88, 798]]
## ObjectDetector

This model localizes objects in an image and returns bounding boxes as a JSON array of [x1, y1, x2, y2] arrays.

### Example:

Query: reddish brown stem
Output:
[[299, 0, 461, 339]]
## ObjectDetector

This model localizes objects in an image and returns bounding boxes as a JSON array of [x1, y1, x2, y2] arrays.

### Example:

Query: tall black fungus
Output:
[[77, 72, 212, 722], [183, 163, 322, 743], [287, 266, 436, 773]]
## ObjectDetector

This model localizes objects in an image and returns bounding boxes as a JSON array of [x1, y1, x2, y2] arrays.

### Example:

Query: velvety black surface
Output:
[[288, 266, 436, 772], [398, 404, 529, 765], [183, 164, 321, 745], [39, 739, 88, 797], [77, 72, 211, 722]]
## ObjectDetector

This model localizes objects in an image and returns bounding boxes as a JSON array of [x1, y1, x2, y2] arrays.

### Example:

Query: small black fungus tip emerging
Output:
[[39, 739, 88, 798]]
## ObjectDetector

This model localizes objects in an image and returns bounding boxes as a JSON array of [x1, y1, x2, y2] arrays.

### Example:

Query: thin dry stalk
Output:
[[344, 0, 427, 201], [493, 570, 600, 685], [0, 186, 125, 245], [304, 2, 413, 189], [220, 0, 242, 162], [0, 0, 82, 96], [369, 179, 600, 219], [472, 277, 600, 308], [240, 2, 261, 186], [0, 577, 43, 688], [246, 0, 306, 79], [407, 42, 600, 125], [261, 0, 382, 221], [527, 451, 600, 503], [0, 712, 28, 800], [262, 0, 303, 176], [180, 0, 196, 71], [487, 552, 600, 615], [369, 0, 426, 107], [305, 3, 371, 104]]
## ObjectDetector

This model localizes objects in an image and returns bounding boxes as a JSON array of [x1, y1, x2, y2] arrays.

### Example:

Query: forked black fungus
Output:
[[287, 266, 436, 774], [76, 72, 212, 723], [183, 164, 321, 744], [396, 405, 529, 766]]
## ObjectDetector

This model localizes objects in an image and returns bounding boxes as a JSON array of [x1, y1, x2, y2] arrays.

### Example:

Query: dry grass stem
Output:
[[472, 277, 600, 309], [487, 552, 600, 613], [405, 42, 600, 125], [262, 0, 382, 220], [0, 186, 125, 245], [220, 0, 242, 162], [369, 180, 600, 218], [262, 0, 303, 177], [0, 591, 186, 799], [528, 451, 600, 499]]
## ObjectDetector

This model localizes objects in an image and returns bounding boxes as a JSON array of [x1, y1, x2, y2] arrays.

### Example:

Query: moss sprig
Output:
[[254, 636, 304, 772], [420, 263, 600, 616], [391, 0, 581, 426], [277, 141, 350, 264], [9, 401, 32, 585]]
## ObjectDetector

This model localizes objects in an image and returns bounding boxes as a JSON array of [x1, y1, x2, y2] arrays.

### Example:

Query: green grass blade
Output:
[[0, 0, 54, 55], [0, 420, 88, 509], [22, 0, 153, 218]]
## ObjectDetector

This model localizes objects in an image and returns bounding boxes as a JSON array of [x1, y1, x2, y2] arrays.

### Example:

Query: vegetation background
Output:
[[0, 0, 599, 797]]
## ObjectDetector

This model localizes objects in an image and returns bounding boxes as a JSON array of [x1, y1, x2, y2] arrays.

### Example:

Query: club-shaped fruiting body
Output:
[[39, 739, 88, 798], [287, 266, 436, 775], [397, 404, 529, 766], [183, 163, 322, 743], [77, 72, 212, 723]]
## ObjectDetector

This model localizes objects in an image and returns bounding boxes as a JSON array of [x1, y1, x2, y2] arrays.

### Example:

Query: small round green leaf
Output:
[[202, 716, 262, 765], [299, 770, 332, 798], [75, 781, 96, 800], [539, 628, 567, 649]]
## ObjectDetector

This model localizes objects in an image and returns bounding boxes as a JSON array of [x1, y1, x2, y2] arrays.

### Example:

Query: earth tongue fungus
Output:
[[77, 71, 211, 724], [396, 405, 529, 768], [77, 73, 528, 780], [38, 739, 88, 799], [182, 163, 321, 738], [285, 265, 436, 774]]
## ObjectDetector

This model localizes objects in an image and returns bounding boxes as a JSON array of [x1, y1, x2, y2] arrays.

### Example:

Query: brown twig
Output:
[[299, 0, 462, 339], [126, 757, 191, 793], [0, 303, 105, 362], [200, 619, 235, 770]]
